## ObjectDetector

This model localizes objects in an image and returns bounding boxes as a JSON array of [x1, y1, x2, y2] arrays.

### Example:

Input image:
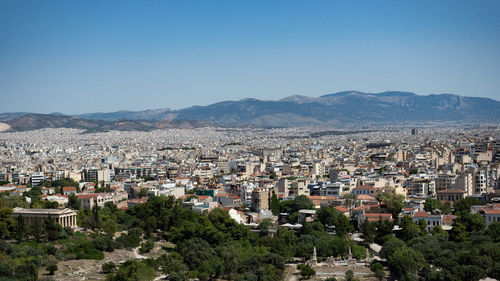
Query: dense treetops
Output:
[[1, 193, 500, 281]]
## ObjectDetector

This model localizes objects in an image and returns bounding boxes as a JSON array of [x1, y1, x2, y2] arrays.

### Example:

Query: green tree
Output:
[[361, 221, 376, 243], [450, 221, 469, 242], [343, 194, 357, 211], [169, 271, 189, 281], [102, 262, 116, 273], [158, 254, 188, 275], [380, 193, 405, 219], [270, 191, 280, 215], [15, 214, 26, 242], [370, 262, 385, 281], [424, 198, 441, 212], [317, 207, 353, 236], [0, 208, 15, 239], [487, 222, 500, 242], [417, 219, 428, 235], [45, 217, 63, 241], [441, 202, 452, 214], [67, 194, 81, 210], [177, 238, 216, 270], [345, 270, 358, 281], [388, 247, 426, 281], [293, 195, 315, 212], [92, 202, 101, 229], [46, 264, 57, 275], [31, 219, 44, 242], [431, 225, 448, 237], [375, 219, 394, 244], [109, 260, 156, 281], [454, 197, 482, 214], [380, 238, 406, 259], [458, 212, 485, 232], [139, 240, 154, 254], [399, 216, 421, 242], [259, 219, 273, 236], [139, 188, 148, 198], [297, 263, 315, 279]]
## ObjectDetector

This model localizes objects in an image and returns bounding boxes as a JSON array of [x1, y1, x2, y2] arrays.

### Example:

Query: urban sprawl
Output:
[[1, 126, 500, 280]]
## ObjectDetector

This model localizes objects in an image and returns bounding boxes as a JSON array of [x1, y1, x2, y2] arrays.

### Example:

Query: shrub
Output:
[[102, 262, 116, 273], [46, 264, 57, 275]]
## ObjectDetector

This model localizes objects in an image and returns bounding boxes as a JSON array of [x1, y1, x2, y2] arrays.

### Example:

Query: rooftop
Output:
[[12, 207, 76, 215]]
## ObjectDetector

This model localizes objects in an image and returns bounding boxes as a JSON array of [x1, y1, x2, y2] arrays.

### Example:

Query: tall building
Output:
[[31, 172, 44, 187], [435, 173, 456, 192], [475, 168, 487, 194], [251, 187, 269, 212], [455, 172, 474, 196]]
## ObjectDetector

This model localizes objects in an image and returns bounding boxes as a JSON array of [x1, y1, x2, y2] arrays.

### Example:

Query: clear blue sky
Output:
[[1, 0, 499, 114]]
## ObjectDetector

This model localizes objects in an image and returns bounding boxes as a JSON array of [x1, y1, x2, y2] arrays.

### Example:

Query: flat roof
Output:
[[12, 207, 76, 215]]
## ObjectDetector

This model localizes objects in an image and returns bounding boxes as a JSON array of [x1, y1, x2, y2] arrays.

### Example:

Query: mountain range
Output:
[[0, 91, 499, 132]]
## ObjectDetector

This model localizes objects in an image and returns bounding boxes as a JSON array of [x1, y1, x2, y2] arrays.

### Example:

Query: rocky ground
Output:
[[39, 241, 173, 281], [284, 262, 387, 281]]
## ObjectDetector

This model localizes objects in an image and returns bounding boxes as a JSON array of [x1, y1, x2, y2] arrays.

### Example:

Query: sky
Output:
[[1, 0, 499, 114]]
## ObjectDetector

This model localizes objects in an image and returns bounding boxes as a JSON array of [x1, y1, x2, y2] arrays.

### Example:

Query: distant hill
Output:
[[3, 114, 214, 132], [0, 112, 32, 122], [77, 108, 175, 121], [1, 91, 499, 130], [171, 91, 500, 126]]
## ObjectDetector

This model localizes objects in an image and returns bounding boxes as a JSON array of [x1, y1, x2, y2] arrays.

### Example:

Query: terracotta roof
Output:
[[41, 194, 68, 199], [335, 206, 348, 213], [353, 204, 379, 211], [442, 215, 456, 222], [357, 195, 376, 200], [365, 213, 392, 218], [485, 209, 500, 215], [76, 193, 99, 199], [413, 212, 428, 218], [365, 213, 393, 221], [128, 198, 148, 203], [62, 186, 77, 191]]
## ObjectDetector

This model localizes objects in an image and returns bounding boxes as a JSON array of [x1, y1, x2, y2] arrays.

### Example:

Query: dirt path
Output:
[[284, 264, 299, 281], [133, 246, 148, 259], [44, 242, 170, 280]]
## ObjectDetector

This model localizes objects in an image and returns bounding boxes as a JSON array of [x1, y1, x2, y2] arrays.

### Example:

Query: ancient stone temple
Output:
[[12, 207, 77, 228]]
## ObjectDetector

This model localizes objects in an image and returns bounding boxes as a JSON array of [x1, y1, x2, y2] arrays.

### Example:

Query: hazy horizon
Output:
[[2, 90, 500, 115]]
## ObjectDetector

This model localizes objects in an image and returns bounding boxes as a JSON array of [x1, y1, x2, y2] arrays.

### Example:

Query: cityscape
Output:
[[1, 1, 500, 281], [1, 125, 499, 280]]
